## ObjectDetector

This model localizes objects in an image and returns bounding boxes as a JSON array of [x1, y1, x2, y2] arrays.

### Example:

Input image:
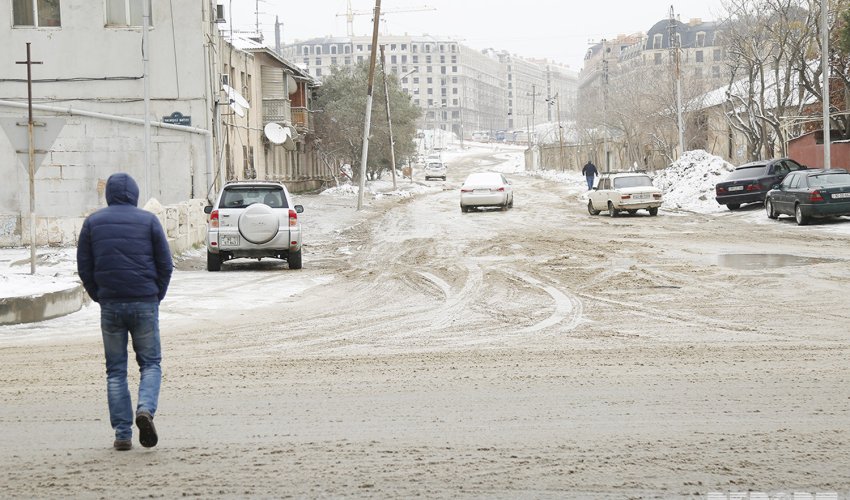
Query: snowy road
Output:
[[2, 146, 849, 498]]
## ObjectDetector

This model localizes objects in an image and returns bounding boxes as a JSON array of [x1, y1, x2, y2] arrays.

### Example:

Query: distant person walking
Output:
[[77, 173, 173, 451], [582, 160, 599, 190]]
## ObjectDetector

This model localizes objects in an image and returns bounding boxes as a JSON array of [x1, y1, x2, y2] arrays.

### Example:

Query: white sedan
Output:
[[460, 172, 514, 212]]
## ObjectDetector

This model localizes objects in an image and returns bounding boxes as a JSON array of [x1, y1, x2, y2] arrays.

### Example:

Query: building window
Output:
[[696, 50, 704, 63], [712, 66, 720, 78], [344, 45, 351, 54], [412, 55, 419, 64], [303, 46, 310, 56], [696, 32, 706, 48], [331, 57, 337, 66], [713, 48, 722, 61], [401, 44, 407, 50], [427, 66, 433, 73], [652, 34, 663, 49], [315, 46, 322, 55], [391, 55, 397, 64], [427, 77, 433, 84], [452, 66, 457, 73], [316, 68, 322, 77], [105, 0, 151, 26], [413, 77, 419, 84], [315, 58, 321, 66], [427, 88, 433, 95], [331, 45, 338, 54], [654, 52, 662, 65], [344, 57, 351, 65], [13, 0, 61, 26]]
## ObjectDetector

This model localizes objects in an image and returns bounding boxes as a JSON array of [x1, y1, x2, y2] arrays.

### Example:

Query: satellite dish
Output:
[[286, 75, 298, 95], [283, 125, 297, 151], [230, 101, 245, 117], [222, 84, 250, 109], [264, 122, 288, 144]]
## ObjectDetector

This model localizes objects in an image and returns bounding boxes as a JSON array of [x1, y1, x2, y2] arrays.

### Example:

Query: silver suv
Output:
[[204, 181, 303, 271]]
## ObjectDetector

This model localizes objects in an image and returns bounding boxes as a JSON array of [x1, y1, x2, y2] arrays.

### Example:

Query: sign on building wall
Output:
[[162, 112, 191, 126]]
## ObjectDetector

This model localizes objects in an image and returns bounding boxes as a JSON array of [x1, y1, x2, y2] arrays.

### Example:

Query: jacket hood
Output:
[[105, 173, 140, 207]]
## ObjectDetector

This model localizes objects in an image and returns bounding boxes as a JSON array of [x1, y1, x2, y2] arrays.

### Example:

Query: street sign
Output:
[[0, 117, 66, 172], [162, 111, 191, 126]]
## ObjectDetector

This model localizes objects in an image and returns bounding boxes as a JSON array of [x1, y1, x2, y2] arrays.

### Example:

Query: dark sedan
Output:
[[765, 169, 850, 225], [715, 158, 806, 210]]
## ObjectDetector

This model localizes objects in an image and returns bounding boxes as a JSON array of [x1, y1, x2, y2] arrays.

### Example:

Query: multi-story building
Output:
[[284, 35, 577, 143], [0, 2, 324, 247], [224, 35, 323, 192]]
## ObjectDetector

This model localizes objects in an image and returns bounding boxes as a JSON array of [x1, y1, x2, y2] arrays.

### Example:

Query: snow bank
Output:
[[653, 150, 735, 213]]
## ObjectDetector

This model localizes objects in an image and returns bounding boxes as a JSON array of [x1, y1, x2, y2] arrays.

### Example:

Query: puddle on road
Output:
[[717, 253, 838, 269]]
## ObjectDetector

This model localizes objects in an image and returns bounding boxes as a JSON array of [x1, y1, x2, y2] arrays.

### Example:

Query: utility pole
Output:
[[670, 5, 685, 158], [821, 0, 831, 169], [15, 43, 42, 275], [528, 84, 542, 146], [380, 45, 398, 190], [601, 39, 609, 172], [556, 94, 566, 171], [356, 0, 382, 210], [142, 0, 152, 202]]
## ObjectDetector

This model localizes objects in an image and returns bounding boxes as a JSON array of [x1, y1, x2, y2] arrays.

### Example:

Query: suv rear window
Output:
[[221, 186, 288, 209]]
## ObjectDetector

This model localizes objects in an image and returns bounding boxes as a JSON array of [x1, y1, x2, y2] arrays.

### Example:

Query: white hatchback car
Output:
[[204, 181, 303, 271], [587, 171, 662, 217], [460, 172, 514, 212]]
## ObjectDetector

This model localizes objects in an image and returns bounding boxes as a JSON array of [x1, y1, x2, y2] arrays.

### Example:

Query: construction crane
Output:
[[336, 0, 436, 37]]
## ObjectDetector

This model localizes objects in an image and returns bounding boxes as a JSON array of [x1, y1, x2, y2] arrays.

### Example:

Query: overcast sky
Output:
[[227, 0, 727, 70]]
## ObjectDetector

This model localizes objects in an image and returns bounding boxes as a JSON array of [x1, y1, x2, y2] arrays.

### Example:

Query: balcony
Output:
[[262, 99, 292, 124], [262, 99, 311, 132], [291, 107, 311, 131]]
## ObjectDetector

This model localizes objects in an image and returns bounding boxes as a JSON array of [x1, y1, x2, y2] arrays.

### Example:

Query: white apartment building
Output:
[[285, 35, 582, 142]]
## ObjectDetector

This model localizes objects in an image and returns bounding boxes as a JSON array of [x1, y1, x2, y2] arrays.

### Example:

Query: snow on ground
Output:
[[4, 147, 850, 303]]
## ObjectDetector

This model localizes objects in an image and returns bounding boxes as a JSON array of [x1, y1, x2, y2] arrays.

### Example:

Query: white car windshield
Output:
[[613, 176, 653, 189]]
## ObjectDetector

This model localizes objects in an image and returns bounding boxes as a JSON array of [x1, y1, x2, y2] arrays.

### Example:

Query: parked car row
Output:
[[715, 157, 850, 225]]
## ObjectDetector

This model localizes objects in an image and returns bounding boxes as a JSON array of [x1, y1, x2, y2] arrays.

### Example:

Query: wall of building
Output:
[[0, 2, 217, 247]]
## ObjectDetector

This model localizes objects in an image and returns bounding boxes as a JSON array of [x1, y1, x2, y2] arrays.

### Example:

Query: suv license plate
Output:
[[220, 235, 239, 247], [728, 186, 744, 191], [832, 192, 850, 199]]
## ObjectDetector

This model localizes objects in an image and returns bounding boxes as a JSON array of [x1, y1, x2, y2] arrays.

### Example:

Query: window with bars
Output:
[[13, 0, 61, 26]]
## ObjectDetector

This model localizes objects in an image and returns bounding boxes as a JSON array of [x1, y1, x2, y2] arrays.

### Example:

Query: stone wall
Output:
[[0, 199, 209, 255]]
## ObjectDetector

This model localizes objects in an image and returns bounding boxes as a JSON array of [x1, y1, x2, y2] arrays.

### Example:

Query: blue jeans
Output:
[[586, 175, 595, 190], [100, 302, 162, 441]]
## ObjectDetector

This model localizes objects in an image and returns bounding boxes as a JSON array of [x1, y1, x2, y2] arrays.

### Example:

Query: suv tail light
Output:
[[716, 186, 727, 194], [209, 210, 220, 229], [288, 209, 298, 227], [745, 184, 760, 192], [810, 190, 825, 202]]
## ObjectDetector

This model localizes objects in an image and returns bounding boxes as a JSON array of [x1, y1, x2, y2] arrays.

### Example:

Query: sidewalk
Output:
[[0, 247, 85, 325]]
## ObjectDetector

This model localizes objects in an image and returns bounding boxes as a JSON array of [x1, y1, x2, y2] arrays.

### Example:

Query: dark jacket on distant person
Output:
[[582, 161, 598, 177], [77, 173, 173, 304]]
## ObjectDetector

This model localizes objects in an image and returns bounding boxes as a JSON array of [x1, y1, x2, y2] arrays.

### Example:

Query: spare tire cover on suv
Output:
[[238, 203, 280, 244]]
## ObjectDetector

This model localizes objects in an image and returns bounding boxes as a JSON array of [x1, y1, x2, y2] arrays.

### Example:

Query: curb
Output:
[[0, 284, 88, 325]]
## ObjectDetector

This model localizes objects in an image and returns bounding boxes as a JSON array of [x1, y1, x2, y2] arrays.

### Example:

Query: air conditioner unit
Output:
[[215, 4, 226, 23], [220, 73, 229, 87]]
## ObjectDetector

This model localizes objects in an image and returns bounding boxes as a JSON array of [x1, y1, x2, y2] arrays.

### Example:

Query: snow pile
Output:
[[653, 150, 735, 213]]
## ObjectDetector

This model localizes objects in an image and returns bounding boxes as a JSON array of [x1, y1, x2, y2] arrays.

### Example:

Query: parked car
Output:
[[460, 172, 513, 212], [204, 181, 303, 271], [424, 161, 447, 181], [715, 158, 806, 210], [764, 168, 850, 225], [587, 171, 662, 217]]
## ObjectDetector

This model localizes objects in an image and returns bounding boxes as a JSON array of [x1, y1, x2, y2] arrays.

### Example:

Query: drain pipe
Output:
[[0, 100, 214, 200]]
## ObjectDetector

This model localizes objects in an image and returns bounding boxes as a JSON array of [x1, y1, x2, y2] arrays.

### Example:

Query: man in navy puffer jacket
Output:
[[77, 172, 173, 451]]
